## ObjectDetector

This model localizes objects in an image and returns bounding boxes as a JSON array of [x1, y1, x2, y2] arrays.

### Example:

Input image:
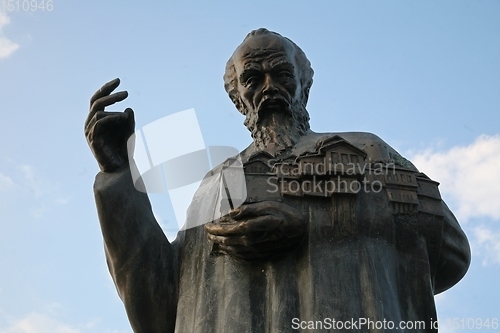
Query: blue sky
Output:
[[0, 1, 499, 332]]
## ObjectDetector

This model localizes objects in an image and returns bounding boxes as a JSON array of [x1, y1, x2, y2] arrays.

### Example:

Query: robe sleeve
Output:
[[433, 201, 471, 294], [93, 165, 178, 333]]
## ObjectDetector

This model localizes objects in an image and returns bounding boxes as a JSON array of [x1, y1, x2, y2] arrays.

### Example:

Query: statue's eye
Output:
[[278, 71, 293, 79], [245, 76, 259, 87]]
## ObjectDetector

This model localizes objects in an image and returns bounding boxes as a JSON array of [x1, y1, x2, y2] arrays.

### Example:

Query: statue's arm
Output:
[[372, 136, 470, 292], [356, 134, 470, 293], [94, 166, 178, 333], [86, 79, 177, 332], [432, 201, 471, 294], [379, 138, 470, 293]]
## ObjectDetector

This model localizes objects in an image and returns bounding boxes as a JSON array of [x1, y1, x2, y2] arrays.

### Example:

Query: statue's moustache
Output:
[[256, 97, 291, 122]]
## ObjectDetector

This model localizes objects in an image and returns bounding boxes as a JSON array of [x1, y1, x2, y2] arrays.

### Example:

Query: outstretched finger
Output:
[[90, 78, 121, 106], [86, 91, 128, 127], [90, 91, 128, 113]]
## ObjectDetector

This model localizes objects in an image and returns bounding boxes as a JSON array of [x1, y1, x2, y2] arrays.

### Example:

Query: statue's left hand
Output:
[[204, 201, 306, 260]]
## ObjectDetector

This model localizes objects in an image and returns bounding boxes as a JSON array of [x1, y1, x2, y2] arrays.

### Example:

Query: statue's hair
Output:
[[223, 28, 314, 115]]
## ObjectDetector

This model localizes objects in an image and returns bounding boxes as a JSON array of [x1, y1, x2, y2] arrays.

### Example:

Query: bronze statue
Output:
[[85, 28, 470, 332]]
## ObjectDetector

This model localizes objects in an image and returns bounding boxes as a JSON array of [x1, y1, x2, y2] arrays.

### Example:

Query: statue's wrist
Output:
[[99, 159, 130, 174]]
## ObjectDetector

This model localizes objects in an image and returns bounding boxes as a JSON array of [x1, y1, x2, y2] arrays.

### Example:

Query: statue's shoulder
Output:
[[301, 131, 418, 172]]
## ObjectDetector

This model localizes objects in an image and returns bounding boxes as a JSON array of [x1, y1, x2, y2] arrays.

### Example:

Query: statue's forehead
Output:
[[233, 36, 296, 68], [234, 35, 295, 59], [240, 50, 290, 66]]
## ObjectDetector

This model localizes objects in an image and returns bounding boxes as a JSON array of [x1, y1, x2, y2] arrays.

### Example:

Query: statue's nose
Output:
[[262, 74, 279, 95]]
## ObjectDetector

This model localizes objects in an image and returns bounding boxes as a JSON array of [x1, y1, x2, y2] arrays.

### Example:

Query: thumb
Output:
[[124, 108, 135, 132]]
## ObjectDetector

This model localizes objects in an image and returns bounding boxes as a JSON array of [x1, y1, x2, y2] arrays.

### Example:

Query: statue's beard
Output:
[[243, 98, 310, 152]]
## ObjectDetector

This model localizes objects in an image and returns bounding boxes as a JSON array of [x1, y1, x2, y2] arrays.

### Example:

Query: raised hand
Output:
[[85, 78, 135, 172], [205, 200, 306, 260]]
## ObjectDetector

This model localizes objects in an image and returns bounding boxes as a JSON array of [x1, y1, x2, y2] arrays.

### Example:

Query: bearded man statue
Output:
[[85, 28, 470, 333]]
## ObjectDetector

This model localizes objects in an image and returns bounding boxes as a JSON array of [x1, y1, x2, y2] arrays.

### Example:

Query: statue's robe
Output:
[[94, 131, 470, 333]]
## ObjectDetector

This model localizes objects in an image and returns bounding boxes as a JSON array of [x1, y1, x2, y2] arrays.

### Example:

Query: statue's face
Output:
[[233, 34, 301, 118]]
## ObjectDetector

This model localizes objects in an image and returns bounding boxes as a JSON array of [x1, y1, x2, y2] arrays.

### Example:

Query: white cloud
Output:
[[53, 197, 71, 205], [0, 12, 19, 59], [82, 319, 100, 329], [20, 165, 48, 199], [0, 12, 10, 28], [434, 292, 446, 306], [0, 312, 80, 333], [0, 159, 63, 218], [472, 226, 500, 266], [408, 134, 500, 266], [0, 305, 109, 333], [0, 172, 17, 191], [18, 164, 60, 218], [408, 134, 500, 222], [0, 37, 19, 59]]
